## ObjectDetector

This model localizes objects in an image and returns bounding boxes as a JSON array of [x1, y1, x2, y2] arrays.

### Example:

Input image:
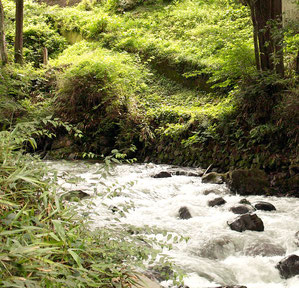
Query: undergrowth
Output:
[[0, 123, 182, 287]]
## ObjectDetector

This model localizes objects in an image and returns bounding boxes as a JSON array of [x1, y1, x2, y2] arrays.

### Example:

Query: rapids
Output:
[[47, 161, 299, 288]]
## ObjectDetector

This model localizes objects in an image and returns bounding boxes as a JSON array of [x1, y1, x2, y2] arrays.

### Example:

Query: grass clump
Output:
[[51, 41, 149, 154]]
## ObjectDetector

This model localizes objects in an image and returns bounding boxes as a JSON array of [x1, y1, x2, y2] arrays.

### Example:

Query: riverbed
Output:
[[47, 161, 299, 288]]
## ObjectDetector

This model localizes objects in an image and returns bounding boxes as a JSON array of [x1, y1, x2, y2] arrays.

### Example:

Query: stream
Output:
[[47, 161, 299, 288]]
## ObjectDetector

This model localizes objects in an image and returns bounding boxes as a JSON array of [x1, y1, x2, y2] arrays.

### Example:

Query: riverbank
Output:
[[1, 0, 298, 197]]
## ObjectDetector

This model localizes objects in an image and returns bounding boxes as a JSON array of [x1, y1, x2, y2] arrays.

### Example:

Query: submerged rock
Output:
[[61, 190, 89, 201], [153, 171, 172, 178], [227, 213, 264, 232], [245, 242, 285, 256], [202, 172, 226, 184], [229, 205, 254, 214], [276, 254, 299, 279], [178, 206, 192, 219], [208, 197, 226, 207], [227, 169, 270, 196], [254, 201, 276, 211], [196, 236, 235, 260]]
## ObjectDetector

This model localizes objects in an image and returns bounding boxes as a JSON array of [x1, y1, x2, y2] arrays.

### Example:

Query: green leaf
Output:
[[52, 220, 66, 242], [68, 249, 82, 268]]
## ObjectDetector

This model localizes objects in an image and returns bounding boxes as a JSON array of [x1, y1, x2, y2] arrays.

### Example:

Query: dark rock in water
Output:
[[208, 197, 226, 207], [227, 169, 270, 196], [245, 241, 285, 256], [276, 254, 299, 279], [239, 198, 251, 205], [254, 201, 276, 211], [202, 172, 225, 184], [203, 189, 222, 195], [178, 206, 192, 219], [153, 171, 172, 178], [173, 170, 203, 177], [228, 213, 264, 232], [61, 190, 89, 201], [295, 231, 299, 247], [229, 205, 254, 214]]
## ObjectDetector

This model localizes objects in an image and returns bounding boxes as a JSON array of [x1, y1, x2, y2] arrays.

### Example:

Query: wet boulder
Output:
[[239, 198, 251, 205], [254, 201, 276, 211], [172, 170, 203, 177], [203, 189, 222, 195], [178, 206, 192, 219], [229, 205, 254, 215], [227, 169, 270, 196], [202, 172, 226, 184], [153, 171, 172, 178], [228, 213, 264, 232], [61, 190, 89, 201], [208, 197, 226, 207], [275, 254, 299, 279]]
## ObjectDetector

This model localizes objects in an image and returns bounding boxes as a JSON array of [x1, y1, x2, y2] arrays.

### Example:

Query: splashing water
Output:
[[47, 161, 299, 288]]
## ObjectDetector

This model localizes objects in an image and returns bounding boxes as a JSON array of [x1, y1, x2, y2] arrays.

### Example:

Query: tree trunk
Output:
[[14, 0, 23, 64], [0, 0, 8, 65], [246, 0, 284, 76]]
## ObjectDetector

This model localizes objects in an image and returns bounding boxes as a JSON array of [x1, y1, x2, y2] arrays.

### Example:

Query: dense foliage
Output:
[[0, 0, 298, 283]]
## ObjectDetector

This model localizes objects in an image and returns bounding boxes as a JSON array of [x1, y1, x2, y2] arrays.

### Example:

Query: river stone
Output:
[[229, 205, 254, 214], [172, 170, 202, 177], [202, 172, 225, 184], [227, 213, 264, 232], [295, 231, 299, 247], [197, 236, 235, 260], [208, 197, 226, 207], [178, 206, 192, 219], [239, 198, 251, 205], [245, 242, 285, 256], [227, 169, 270, 196], [153, 171, 172, 178], [61, 190, 89, 201], [254, 201, 276, 211], [203, 189, 222, 195], [275, 254, 299, 279]]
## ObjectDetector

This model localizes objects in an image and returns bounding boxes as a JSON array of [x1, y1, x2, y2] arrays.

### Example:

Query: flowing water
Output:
[[47, 161, 299, 288]]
